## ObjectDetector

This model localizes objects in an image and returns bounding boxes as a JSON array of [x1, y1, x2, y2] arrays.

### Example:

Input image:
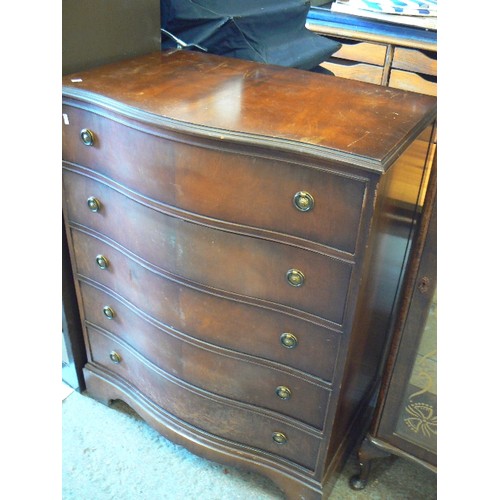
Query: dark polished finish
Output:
[[62, 50, 436, 499], [62, 0, 161, 394], [63, 169, 352, 323], [62, 105, 367, 253], [350, 157, 437, 489], [62, 50, 434, 166], [349, 436, 391, 490]]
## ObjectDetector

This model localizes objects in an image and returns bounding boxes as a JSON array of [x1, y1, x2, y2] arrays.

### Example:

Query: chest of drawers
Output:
[[62, 50, 436, 499]]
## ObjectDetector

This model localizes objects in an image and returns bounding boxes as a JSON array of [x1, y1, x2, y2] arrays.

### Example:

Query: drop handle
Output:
[[96, 254, 109, 270], [286, 269, 305, 287], [275, 386, 292, 400], [280, 333, 298, 349], [80, 128, 95, 146], [272, 432, 288, 445], [109, 351, 122, 364], [102, 306, 115, 319], [293, 191, 314, 212], [87, 196, 101, 213]]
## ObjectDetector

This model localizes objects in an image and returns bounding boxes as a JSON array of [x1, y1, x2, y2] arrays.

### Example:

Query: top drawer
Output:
[[62, 106, 367, 255]]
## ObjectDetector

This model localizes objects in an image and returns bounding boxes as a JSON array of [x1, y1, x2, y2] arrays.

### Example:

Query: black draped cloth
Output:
[[160, 0, 340, 71]]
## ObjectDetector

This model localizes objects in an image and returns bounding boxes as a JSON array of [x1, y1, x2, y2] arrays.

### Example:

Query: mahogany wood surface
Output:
[[70, 231, 342, 382], [62, 105, 367, 254], [62, 50, 436, 499], [62, 49, 436, 168], [63, 168, 352, 324], [88, 326, 322, 471], [79, 281, 331, 430]]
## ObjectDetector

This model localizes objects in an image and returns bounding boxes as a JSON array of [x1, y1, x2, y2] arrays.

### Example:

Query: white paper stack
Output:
[[331, 0, 437, 29]]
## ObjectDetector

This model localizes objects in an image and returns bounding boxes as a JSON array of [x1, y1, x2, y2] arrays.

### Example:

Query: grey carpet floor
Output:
[[62, 390, 437, 499]]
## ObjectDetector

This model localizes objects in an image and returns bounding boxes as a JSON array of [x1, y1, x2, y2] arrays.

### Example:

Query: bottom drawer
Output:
[[80, 282, 330, 429], [87, 326, 322, 471]]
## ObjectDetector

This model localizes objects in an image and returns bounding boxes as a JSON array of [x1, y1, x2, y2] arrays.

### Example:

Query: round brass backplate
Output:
[[80, 128, 95, 146], [293, 191, 314, 212], [286, 269, 305, 287], [272, 432, 288, 444], [280, 333, 298, 349]]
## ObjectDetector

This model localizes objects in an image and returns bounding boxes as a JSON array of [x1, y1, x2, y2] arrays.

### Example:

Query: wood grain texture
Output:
[[329, 38, 387, 65], [63, 169, 353, 324], [70, 229, 342, 382], [87, 326, 322, 471], [62, 49, 436, 169], [62, 105, 367, 254], [392, 47, 437, 76], [62, 50, 437, 499], [389, 69, 437, 96], [320, 60, 383, 85], [79, 282, 332, 430]]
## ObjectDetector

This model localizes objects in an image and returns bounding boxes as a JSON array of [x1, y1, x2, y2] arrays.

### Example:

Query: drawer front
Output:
[[320, 60, 383, 85], [329, 38, 387, 66], [389, 69, 437, 96], [72, 229, 341, 381], [88, 326, 322, 471], [62, 106, 366, 254], [392, 47, 437, 76], [64, 170, 352, 324], [80, 282, 331, 429]]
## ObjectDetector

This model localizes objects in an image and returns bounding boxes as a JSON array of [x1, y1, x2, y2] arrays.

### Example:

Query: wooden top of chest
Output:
[[62, 49, 436, 173]]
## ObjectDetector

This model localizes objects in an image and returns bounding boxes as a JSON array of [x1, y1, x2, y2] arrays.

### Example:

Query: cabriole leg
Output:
[[349, 436, 391, 490]]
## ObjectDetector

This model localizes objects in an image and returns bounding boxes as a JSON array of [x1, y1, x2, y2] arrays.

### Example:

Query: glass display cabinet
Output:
[[350, 155, 437, 489]]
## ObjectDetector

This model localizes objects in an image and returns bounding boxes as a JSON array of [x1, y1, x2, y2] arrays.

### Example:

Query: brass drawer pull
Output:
[[275, 386, 292, 400], [96, 254, 109, 270], [280, 333, 298, 349], [87, 196, 101, 213], [286, 269, 305, 287], [80, 128, 95, 146], [109, 351, 122, 364], [102, 305, 115, 319], [272, 432, 288, 445], [293, 191, 314, 212]]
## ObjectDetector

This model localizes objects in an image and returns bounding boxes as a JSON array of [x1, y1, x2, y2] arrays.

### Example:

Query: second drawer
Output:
[[64, 169, 353, 324]]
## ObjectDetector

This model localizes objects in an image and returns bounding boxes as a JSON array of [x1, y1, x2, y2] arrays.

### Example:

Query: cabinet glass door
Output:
[[394, 290, 437, 453]]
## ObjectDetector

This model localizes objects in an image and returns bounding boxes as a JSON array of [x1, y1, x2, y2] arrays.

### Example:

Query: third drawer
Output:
[[72, 228, 342, 382]]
